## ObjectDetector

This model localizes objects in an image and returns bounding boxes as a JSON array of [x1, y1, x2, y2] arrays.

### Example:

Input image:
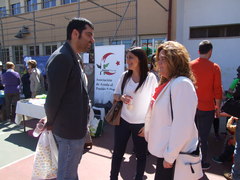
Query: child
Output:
[[212, 116, 238, 163]]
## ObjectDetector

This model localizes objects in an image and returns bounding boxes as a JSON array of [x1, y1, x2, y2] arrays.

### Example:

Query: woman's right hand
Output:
[[121, 94, 132, 104]]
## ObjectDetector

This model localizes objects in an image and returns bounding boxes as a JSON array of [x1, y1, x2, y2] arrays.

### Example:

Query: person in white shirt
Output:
[[144, 41, 200, 179], [110, 47, 158, 180]]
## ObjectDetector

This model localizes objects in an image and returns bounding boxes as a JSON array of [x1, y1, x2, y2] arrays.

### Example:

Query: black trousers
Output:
[[155, 158, 175, 180], [213, 117, 220, 135], [195, 109, 215, 162], [110, 118, 147, 180], [5, 93, 20, 121]]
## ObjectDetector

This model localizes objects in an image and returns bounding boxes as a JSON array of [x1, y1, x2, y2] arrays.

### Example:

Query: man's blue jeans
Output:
[[54, 134, 86, 180], [232, 120, 240, 180]]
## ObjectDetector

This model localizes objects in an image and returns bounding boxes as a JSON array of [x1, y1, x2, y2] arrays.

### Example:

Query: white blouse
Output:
[[114, 71, 158, 124]]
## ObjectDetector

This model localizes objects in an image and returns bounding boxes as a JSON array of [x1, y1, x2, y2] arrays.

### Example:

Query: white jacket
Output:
[[145, 76, 199, 164]]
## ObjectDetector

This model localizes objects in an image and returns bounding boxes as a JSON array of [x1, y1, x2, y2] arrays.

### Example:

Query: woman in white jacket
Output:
[[145, 41, 201, 179]]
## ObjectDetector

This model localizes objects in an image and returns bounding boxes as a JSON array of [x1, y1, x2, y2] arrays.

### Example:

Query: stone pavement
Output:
[[0, 118, 232, 180]]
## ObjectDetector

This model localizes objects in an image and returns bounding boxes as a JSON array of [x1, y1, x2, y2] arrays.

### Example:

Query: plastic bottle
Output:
[[127, 98, 133, 110], [33, 122, 45, 137]]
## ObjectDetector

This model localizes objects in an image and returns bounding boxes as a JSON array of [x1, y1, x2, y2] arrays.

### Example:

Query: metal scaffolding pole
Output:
[[0, 18, 5, 61], [33, 11, 37, 56], [78, 0, 80, 17], [135, 0, 138, 46]]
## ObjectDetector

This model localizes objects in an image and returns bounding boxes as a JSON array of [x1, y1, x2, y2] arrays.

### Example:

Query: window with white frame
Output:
[[140, 37, 166, 56], [111, 39, 133, 49], [95, 42, 104, 46], [0, 6, 7, 17], [29, 46, 40, 56], [0, 48, 10, 64], [13, 46, 23, 64], [26, 0, 37, 12], [11, 3, 21, 15], [62, 0, 77, 5], [45, 45, 57, 55], [42, 0, 56, 8]]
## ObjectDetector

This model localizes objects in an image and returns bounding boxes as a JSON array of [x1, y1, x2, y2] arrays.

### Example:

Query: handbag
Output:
[[105, 73, 128, 126], [221, 98, 240, 118], [32, 130, 58, 180], [105, 101, 123, 125], [174, 152, 203, 180], [169, 88, 203, 180]]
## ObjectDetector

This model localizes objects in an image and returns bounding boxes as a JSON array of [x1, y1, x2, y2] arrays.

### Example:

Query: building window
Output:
[[140, 38, 165, 56], [190, 24, 240, 38], [95, 42, 104, 46], [111, 39, 133, 49], [141, 39, 153, 56], [11, 3, 21, 15], [45, 45, 57, 55], [29, 46, 40, 56], [0, 7, 7, 17], [13, 46, 23, 64], [42, 0, 56, 8], [0, 48, 10, 64], [122, 40, 132, 50], [62, 0, 77, 5], [227, 25, 240, 37], [154, 38, 165, 50], [111, 40, 121, 45], [26, 0, 38, 12]]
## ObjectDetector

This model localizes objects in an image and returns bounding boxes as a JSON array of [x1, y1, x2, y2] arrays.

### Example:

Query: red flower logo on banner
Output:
[[97, 52, 120, 75]]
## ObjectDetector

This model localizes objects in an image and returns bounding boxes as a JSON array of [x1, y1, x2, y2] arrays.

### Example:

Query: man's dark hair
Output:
[[199, 40, 213, 54], [67, 17, 94, 40]]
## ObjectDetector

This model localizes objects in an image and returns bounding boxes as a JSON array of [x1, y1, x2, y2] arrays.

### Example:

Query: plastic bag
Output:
[[89, 117, 103, 137], [32, 130, 58, 180]]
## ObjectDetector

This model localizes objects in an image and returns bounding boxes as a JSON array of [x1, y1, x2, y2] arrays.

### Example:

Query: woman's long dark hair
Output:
[[126, 47, 149, 92]]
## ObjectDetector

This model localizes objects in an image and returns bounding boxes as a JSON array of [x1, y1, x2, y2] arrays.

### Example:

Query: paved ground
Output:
[[0, 117, 232, 180]]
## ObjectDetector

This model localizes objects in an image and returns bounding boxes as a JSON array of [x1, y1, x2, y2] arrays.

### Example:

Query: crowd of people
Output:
[[40, 18, 240, 180], [0, 17, 239, 180], [0, 59, 45, 122]]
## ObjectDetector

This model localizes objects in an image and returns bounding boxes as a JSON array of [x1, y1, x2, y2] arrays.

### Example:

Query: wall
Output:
[[176, 0, 240, 89], [138, 0, 168, 36]]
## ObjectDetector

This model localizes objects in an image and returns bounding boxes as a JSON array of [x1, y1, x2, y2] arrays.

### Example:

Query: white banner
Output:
[[94, 45, 125, 104]]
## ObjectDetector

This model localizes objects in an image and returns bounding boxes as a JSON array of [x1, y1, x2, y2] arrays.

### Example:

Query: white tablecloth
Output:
[[15, 99, 46, 125]]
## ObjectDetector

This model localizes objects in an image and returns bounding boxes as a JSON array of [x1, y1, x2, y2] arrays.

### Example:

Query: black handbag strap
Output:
[[170, 89, 173, 121]]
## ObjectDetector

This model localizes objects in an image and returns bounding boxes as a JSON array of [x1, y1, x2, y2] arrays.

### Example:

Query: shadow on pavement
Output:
[[4, 131, 38, 151], [91, 121, 233, 179]]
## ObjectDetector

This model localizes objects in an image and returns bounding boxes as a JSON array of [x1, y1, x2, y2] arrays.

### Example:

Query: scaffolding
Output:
[[0, 0, 137, 63]]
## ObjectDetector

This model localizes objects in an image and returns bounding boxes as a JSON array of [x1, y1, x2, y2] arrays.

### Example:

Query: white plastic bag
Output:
[[32, 130, 58, 180], [89, 117, 102, 137]]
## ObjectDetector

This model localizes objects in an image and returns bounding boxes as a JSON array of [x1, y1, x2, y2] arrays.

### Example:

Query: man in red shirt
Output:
[[190, 40, 223, 170]]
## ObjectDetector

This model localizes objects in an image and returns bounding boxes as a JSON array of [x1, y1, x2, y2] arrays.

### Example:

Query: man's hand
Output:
[[215, 107, 220, 118], [38, 117, 51, 130], [163, 160, 173, 168]]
